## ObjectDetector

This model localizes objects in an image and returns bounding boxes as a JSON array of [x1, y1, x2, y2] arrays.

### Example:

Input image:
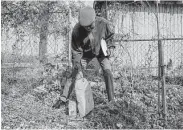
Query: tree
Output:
[[1, 1, 74, 63]]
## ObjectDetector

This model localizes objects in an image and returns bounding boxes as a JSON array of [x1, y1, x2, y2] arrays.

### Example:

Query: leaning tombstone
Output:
[[75, 72, 94, 117], [68, 100, 77, 117]]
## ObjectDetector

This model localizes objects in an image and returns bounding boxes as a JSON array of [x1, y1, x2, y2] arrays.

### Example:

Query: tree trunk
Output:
[[39, 6, 50, 64]]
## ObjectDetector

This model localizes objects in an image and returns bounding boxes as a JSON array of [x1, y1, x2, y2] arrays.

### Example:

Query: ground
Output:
[[1, 64, 183, 129]]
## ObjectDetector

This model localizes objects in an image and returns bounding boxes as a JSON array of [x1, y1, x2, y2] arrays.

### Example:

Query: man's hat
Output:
[[79, 6, 96, 26]]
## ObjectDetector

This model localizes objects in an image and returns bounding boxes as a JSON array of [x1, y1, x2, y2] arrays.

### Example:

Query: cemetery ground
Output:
[[1, 62, 183, 129]]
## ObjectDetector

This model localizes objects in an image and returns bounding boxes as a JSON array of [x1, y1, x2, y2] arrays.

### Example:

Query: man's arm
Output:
[[104, 20, 115, 49], [71, 30, 83, 72], [71, 29, 83, 52]]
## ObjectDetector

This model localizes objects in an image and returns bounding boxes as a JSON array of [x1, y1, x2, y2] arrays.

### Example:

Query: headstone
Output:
[[68, 100, 77, 116], [75, 78, 94, 117]]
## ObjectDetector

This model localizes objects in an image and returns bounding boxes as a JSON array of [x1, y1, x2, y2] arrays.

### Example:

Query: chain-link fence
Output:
[[1, 15, 70, 68], [105, 2, 183, 80], [1, 1, 183, 129], [1, 2, 183, 79]]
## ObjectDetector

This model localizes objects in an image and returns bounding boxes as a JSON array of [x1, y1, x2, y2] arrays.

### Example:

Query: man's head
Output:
[[79, 6, 96, 32]]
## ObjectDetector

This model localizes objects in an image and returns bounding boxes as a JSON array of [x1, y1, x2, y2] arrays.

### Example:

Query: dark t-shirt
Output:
[[71, 16, 115, 56]]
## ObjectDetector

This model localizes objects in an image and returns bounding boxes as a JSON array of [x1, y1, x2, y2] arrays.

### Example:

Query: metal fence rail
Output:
[[1, 3, 183, 78]]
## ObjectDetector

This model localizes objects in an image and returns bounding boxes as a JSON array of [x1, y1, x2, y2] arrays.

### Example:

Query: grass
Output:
[[1, 63, 183, 129]]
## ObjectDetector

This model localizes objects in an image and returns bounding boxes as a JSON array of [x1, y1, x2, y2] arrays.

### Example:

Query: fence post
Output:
[[68, 8, 72, 67], [156, 2, 167, 127], [158, 39, 167, 127], [158, 62, 161, 117], [39, 7, 50, 64], [156, 1, 161, 118]]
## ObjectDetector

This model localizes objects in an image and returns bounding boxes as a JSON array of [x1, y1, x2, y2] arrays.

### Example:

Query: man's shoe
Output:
[[52, 99, 66, 109]]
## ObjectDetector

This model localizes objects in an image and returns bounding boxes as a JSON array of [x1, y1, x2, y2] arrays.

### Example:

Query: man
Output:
[[53, 6, 115, 109]]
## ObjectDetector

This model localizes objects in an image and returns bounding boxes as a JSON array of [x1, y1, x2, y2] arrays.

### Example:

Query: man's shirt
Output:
[[71, 16, 115, 56]]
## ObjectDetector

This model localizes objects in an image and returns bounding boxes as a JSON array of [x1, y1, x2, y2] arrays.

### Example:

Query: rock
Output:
[[116, 122, 123, 129], [33, 85, 47, 93]]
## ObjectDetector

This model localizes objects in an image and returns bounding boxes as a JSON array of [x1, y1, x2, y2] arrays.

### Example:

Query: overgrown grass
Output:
[[1, 64, 183, 129]]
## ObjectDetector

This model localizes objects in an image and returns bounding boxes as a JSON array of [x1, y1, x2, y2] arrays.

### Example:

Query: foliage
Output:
[[1, 1, 83, 35], [1, 1, 183, 129], [1, 1, 83, 64], [1, 63, 183, 129]]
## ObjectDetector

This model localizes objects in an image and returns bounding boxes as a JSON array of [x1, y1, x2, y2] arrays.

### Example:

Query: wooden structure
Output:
[[94, 1, 183, 128]]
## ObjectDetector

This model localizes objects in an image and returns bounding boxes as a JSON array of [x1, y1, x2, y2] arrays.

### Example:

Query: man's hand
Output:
[[83, 33, 94, 45], [113, 33, 130, 42], [83, 36, 89, 45], [107, 46, 115, 57]]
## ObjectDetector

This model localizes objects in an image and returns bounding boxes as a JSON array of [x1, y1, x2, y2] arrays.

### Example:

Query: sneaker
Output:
[[52, 99, 66, 109]]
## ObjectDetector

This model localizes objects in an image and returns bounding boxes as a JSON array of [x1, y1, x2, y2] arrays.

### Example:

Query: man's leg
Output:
[[53, 50, 83, 109], [97, 56, 114, 102], [60, 67, 80, 102], [62, 57, 92, 99]]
